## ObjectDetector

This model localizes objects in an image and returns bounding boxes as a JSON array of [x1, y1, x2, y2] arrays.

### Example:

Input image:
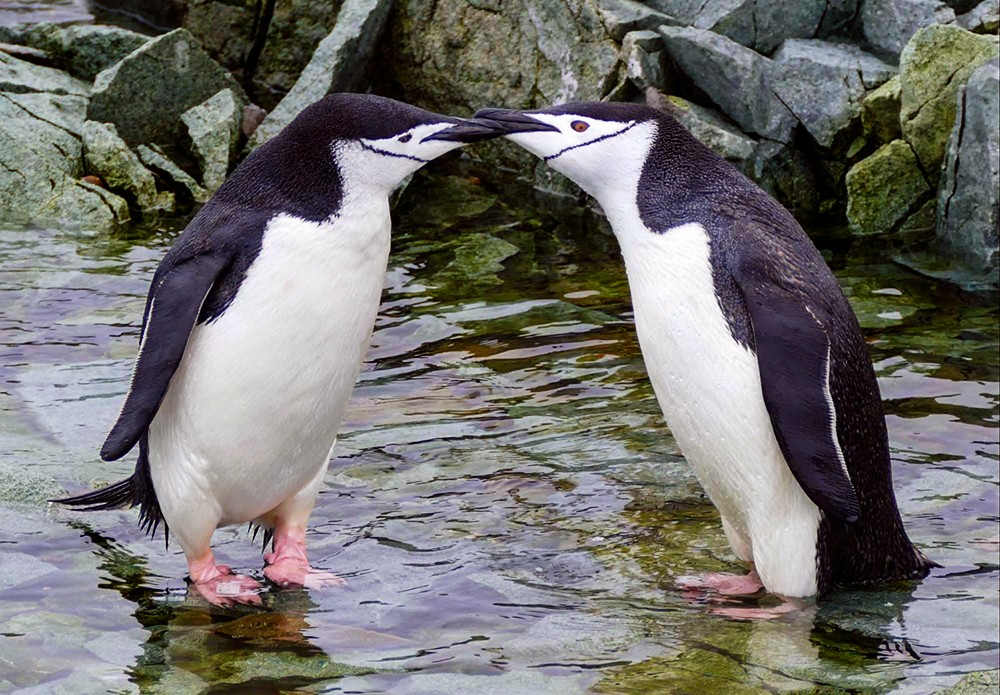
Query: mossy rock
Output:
[[862, 75, 901, 146], [845, 139, 930, 235], [899, 24, 999, 174]]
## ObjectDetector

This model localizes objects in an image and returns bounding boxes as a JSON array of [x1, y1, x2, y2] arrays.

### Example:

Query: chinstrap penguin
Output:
[[476, 102, 936, 599], [56, 93, 501, 605]]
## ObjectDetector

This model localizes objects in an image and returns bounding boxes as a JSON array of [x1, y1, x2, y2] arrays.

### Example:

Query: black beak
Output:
[[421, 118, 504, 143], [472, 108, 560, 134]]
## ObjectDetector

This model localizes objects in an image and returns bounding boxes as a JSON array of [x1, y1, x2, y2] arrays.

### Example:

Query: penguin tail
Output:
[[51, 435, 168, 545]]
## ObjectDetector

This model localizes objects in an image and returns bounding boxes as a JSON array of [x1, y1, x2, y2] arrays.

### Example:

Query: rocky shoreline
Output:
[[0, 0, 996, 282]]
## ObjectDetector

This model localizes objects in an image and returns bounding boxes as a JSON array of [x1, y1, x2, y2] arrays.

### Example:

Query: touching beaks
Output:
[[421, 118, 505, 143], [472, 108, 560, 134]]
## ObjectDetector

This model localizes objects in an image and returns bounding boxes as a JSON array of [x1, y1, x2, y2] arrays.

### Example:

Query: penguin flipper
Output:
[[100, 251, 229, 462], [736, 276, 862, 523]]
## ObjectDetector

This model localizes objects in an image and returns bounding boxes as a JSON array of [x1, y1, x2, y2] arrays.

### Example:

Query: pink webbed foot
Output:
[[677, 570, 766, 596], [262, 526, 345, 590], [188, 552, 263, 607]]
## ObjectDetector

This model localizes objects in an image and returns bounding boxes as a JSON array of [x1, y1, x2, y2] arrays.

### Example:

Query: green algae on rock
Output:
[[899, 24, 999, 176], [862, 75, 902, 146], [846, 140, 931, 235]]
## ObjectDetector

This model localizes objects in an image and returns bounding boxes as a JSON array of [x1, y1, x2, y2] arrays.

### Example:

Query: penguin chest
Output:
[[620, 224, 820, 555], [151, 211, 390, 517]]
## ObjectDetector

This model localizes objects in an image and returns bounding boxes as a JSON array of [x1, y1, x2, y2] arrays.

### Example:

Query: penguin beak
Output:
[[421, 118, 504, 143], [472, 108, 560, 134]]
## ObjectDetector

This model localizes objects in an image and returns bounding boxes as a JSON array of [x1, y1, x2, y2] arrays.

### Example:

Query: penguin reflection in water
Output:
[[56, 94, 501, 605], [477, 102, 936, 601]]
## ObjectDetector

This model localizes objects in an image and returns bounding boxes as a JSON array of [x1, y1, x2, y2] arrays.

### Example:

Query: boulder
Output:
[[250, 0, 392, 148], [861, 75, 902, 145], [181, 88, 241, 194], [659, 25, 796, 143], [846, 140, 931, 234], [769, 39, 896, 150], [958, 0, 1000, 32], [60, 25, 150, 81], [88, 28, 246, 148], [860, 0, 957, 60], [936, 58, 999, 272], [0, 48, 88, 96], [899, 24, 999, 175], [137, 144, 209, 203], [0, 89, 129, 231], [82, 121, 172, 213], [647, 89, 756, 172], [594, 0, 678, 41], [622, 30, 667, 91]]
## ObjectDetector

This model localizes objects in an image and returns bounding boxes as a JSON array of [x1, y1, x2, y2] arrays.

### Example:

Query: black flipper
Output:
[[101, 251, 230, 462], [734, 266, 862, 523]]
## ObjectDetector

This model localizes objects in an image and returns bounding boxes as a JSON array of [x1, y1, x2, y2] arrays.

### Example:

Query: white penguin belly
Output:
[[148, 211, 390, 530], [621, 222, 821, 597]]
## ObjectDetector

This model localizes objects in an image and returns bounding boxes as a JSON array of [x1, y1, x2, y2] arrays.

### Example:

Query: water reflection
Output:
[[0, 172, 996, 692]]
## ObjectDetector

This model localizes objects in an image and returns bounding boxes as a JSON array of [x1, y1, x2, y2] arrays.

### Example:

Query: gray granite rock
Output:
[[594, 0, 679, 42], [659, 25, 796, 143], [136, 144, 209, 203], [82, 120, 171, 213], [88, 28, 246, 148], [936, 58, 999, 272], [769, 39, 896, 150], [861, 0, 957, 60], [958, 0, 1000, 32], [622, 30, 667, 91], [0, 48, 88, 96], [181, 88, 241, 194], [61, 25, 150, 81], [818, 0, 861, 37], [250, 0, 392, 148]]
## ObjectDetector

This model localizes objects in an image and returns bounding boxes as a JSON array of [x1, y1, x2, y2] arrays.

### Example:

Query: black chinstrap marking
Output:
[[359, 140, 428, 163], [544, 121, 639, 162]]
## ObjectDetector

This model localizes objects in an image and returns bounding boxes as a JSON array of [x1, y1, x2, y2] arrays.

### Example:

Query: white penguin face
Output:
[[474, 106, 658, 201], [348, 121, 501, 192]]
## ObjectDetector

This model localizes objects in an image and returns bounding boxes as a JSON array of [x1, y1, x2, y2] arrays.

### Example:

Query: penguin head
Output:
[[284, 93, 503, 191], [474, 102, 660, 199]]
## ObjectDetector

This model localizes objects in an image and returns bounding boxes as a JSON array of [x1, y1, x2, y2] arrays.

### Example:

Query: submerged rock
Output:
[[846, 140, 931, 235], [182, 88, 241, 194], [861, 75, 902, 145], [88, 28, 246, 148], [899, 24, 999, 175], [659, 25, 795, 143], [250, 0, 392, 148], [936, 59, 999, 272], [861, 0, 957, 60], [82, 120, 172, 213], [769, 39, 896, 150]]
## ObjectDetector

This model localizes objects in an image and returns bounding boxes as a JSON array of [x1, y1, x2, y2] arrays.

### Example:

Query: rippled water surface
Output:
[[1, 174, 997, 693]]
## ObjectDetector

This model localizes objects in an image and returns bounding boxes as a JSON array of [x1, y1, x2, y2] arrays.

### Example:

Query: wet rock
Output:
[[846, 140, 931, 234], [181, 88, 241, 194], [136, 144, 209, 203], [659, 25, 796, 143], [936, 58, 999, 272], [752, 140, 821, 220], [861, 75, 902, 145], [88, 28, 246, 148], [0, 48, 88, 96], [622, 30, 667, 91], [82, 121, 172, 213], [648, 90, 756, 171], [899, 24, 999, 175], [250, 0, 392, 148], [959, 0, 1000, 32], [940, 670, 1000, 695], [0, 461, 63, 506], [0, 552, 58, 590], [861, 0, 957, 60], [769, 39, 896, 150], [0, 82, 130, 231], [594, 0, 678, 42]]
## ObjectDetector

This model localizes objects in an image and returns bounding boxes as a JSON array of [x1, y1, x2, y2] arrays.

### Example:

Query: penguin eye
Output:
[[571, 121, 589, 132], [398, 133, 412, 143]]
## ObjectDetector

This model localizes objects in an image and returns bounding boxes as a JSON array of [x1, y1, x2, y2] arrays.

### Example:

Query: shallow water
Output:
[[0, 174, 997, 693]]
